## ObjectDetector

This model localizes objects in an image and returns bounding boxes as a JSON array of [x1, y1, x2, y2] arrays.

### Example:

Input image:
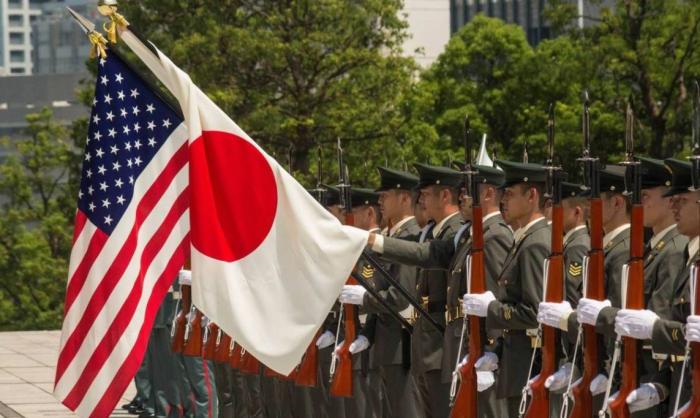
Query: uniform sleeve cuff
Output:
[[371, 234, 385, 253]]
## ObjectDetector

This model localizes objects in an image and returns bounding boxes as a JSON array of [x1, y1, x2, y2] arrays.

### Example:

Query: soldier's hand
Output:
[[686, 315, 700, 342], [537, 301, 573, 330], [476, 371, 495, 392], [589, 373, 608, 396], [316, 330, 335, 349], [463, 291, 496, 317], [614, 309, 659, 340], [348, 335, 370, 354], [474, 352, 499, 371], [339, 285, 367, 305], [545, 362, 573, 391], [625, 383, 661, 412], [576, 298, 611, 326]]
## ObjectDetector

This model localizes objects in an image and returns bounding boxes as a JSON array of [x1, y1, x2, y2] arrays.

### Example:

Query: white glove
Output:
[[625, 383, 660, 412], [348, 335, 370, 354], [685, 315, 700, 343], [474, 352, 499, 371], [316, 330, 335, 349], [545, 362, 573, 391], [477, 371, 495, 392], [463, 291, 496, 318], [614, 309, 659, 340], [589, 373, 608, 396], [339, 285, 367, 305], [577, 298, 611, 326], [538, 301, 574, 330]]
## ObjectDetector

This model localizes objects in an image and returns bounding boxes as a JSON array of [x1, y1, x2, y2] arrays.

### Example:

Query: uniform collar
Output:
[[432, 211, 460, 238], [650, 223, 677, 251], [389, 216, 415, 237], [468, 210, 502, 236], [368, 227, 382, 234], [514, 216, 546, 243], [689, 236, 700, 266], [564, 224, 587, 245], [603, 223, 630, 248]]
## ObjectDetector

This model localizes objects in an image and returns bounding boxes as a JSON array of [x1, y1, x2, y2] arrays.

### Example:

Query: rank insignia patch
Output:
[[361, 265, 375, 279], [568, 262, 583, 277]]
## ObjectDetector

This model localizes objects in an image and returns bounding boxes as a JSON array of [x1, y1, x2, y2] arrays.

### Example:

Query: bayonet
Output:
[[67, 7, 97, 34], [523, 142, 529, 164]]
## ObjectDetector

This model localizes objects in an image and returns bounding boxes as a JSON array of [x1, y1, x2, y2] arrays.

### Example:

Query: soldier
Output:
[[338, 167, 422, 418], [366, 163, 463, 417], [537, 181, 591, 417], [462, 160, 551, 417], [123, 350, 154, 415], [613, 158, 699, 413]]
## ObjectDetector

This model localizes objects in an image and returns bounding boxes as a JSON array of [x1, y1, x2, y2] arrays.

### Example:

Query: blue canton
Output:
[[79, 53, 182, 234]]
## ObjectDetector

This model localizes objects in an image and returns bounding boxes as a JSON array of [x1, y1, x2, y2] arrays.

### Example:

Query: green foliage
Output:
[[0, 109, 80, 330]]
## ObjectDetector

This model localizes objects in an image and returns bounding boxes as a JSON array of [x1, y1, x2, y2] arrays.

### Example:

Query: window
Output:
[[9, 15, 23, 27], [10, 50, 25, 63], [9, 33, 24, 45], [8, 0, 23, 9], [10, 68, 26, 75]]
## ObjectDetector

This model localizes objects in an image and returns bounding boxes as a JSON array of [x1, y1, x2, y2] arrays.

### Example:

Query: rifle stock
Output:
[[294, 330, 321, 387], [171, 284, 191, 353], [229, 342, 242, 369], [182, 308, 204, 357], [450, 204, 485, 418], [202, 322, 219, 360], [239, 349, 261, 375], [213, 331, 231, 363]]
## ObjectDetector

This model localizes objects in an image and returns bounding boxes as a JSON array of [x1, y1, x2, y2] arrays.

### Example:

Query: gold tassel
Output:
[[88, 31, 108, 60], [98, 4, 129, 44]]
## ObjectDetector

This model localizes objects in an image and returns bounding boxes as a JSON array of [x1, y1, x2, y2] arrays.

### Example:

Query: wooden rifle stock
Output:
[[607, 204, 644, 418], [171, 284, 191, 353], [213, 331, 231, 363], [330, 211, 357, 398], [526, 203, 564, 418], [570, 198, 605, 418], [182, 308, 204, 357], [202, 322, 219, 360], [295, 330, 321, 387], [229, 342, 242, 369], [678, 262, 700, 418], [450, 206, 485, 418], [239, 350, 261, 375]]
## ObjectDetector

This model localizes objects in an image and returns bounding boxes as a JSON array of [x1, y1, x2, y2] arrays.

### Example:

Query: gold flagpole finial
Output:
[[98, 1, 129, 44]]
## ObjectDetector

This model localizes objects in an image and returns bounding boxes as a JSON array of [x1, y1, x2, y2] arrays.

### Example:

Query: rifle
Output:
[[605, 103, 644, 418], [213, 330, 232, 363], [568, 92, 606, 418], [525, 104, 565, 418], [170, 283, 191, 353], [239, 349, 261, 375], [329, 138, 357, 398], [182, 307, 204, 357], [295, 146, 325, 388], [202, 322, 219, 361], [673, 81, 700, 418], [229, 341, 242, 369], [448, 116, 485, 418]]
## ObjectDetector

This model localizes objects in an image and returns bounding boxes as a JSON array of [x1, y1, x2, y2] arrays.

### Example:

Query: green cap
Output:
[[638, 156, 673, 189], [321, 184, 340, 206], [350, 188, 380, 207], [414, 163, 462, 189], [495, 160, 546, 188], [663, 158, 693, 197], [452, 163, 505, 188], [376, 166, 419, 192], [599, 165, 627, 194], [561, 182, 587, 199]]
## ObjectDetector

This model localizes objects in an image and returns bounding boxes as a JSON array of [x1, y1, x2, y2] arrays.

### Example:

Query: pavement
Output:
[[0, 330, 135, 418]]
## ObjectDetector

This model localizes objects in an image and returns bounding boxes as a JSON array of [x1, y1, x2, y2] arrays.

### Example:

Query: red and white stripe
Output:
[[54, 124, 190, 418]]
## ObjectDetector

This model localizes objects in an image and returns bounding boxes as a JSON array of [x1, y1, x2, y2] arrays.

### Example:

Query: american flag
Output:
[[54, 52, 189, 418]]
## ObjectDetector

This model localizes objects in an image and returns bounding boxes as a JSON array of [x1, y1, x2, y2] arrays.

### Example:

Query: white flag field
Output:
[[119, 30, 368, 373]]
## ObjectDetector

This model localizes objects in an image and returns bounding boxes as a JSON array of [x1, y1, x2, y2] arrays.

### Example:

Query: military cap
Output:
[[663, 158, 693, 197], [638, 156, 673, 189], [599, 165, 627, 194], [452, 162, 506, 188], [321, 184, 341, 206], [414, 163, 463, 189], [495, 160, 547, 188], [561, 182, 587, 199], [350, 188, 380, 207], [376, 166, 419, 192]]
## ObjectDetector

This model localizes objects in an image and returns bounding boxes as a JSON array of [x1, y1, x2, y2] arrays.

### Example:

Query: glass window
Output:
[[10, 50, 25, 63], [9, 33, 24, 45]]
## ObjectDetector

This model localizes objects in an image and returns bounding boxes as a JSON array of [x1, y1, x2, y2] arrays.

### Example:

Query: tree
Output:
[[0, 109, 80, 330], [119, 0, 417, 186]]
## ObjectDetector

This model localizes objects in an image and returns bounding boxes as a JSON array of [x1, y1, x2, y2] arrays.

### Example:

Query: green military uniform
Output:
[[379, 163, 464, 418], [360, 167, 422, 418], [481, 160, 551, 417], [647, 159, 698, 412]]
